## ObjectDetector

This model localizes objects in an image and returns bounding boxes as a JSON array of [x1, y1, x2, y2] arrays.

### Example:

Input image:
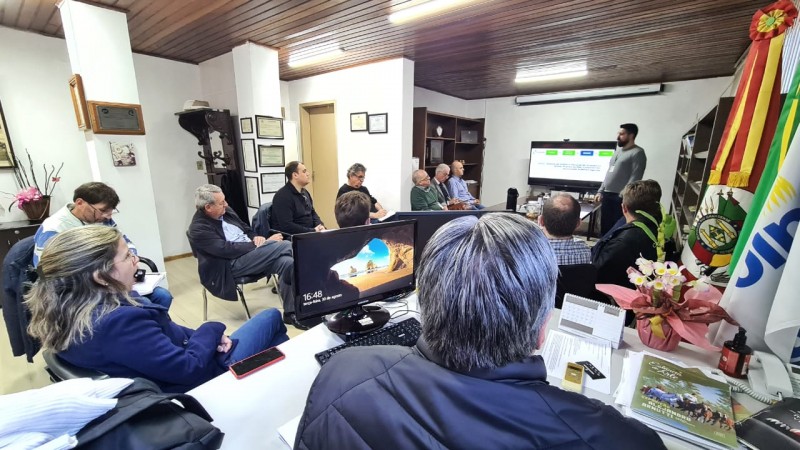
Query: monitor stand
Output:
[[323, 305, 390, 337]]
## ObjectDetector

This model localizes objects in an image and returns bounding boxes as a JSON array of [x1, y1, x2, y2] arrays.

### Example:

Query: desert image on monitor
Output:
[[330, 237, 413, 298]]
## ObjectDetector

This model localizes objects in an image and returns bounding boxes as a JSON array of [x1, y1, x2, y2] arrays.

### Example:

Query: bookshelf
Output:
[[670, 97, 733, 249], [412, 107, 485, 199]]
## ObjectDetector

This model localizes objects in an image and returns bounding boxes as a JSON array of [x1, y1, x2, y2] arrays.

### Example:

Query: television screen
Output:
[[293, 220, 417, 321], [528, 141, 616, 189]]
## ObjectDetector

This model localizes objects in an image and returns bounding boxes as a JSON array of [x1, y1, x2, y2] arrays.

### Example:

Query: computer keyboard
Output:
[[314, 317, 422, 366]]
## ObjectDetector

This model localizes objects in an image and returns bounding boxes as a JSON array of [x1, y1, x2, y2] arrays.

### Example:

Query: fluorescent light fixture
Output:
[[515, 83, 663, 105], [515, 62, 588, 83], [389, 0, 476, 24], [288, 42, 343, 68]]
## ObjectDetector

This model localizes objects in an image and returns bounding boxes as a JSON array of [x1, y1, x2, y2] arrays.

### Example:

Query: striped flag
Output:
[[710, 126, 800, 360]]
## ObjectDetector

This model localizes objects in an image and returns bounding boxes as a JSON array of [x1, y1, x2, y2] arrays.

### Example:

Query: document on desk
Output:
[[131, 272, 166, 296], [541, 330, 612, 394], [277, 413, 302, 449]]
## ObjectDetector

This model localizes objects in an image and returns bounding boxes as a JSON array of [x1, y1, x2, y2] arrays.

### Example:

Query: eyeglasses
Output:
[[351, 174, 365, 181], [87, 203, 119, 217], [114, 249, 137, 265]]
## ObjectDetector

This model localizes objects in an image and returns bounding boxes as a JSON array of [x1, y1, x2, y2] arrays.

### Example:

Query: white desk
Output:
[[189, 296, 757, 449]]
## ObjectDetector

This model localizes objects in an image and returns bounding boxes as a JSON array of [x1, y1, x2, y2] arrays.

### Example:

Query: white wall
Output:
[[0, 27, 92, 221], [473, 77, 731, 207], [199, 53, 238, 114], [413, 86, 485, 119], [286, 58, 415, 211], [134, 53, 207, 257]]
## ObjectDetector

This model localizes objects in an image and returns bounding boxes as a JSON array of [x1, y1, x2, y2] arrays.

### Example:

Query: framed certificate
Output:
[[260, 173, 285, 194], [87, 101, 145, 135], [258, 144, 285, 167], [241, 139, 257, 173], [350, 112, 368, 132], [240, 117, 253, 134], [255, 115, 284, 139], [245, 176, 260, 208], [368, 113, 388, 134]]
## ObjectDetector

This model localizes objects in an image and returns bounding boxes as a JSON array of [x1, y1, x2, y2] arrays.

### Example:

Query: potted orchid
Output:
[[596, 258, 738, 352], [2, 150, 63, 220]]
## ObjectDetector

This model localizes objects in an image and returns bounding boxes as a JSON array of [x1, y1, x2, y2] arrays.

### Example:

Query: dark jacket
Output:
[[336, 184, 378, 212], [271, 183, 322, 234], [431, 177, 452, 203], [59, 299, 230, 393], [296, 340, 665, 450], [592, 220, 659, 287], [1, 236, 40, 362], [188, 208, 257, 301]]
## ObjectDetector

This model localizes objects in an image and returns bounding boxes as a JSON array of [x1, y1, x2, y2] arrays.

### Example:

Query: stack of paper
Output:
[[132, 272, 166, 296], [616, 351, 738, 449], [540, 330, 612, 394]]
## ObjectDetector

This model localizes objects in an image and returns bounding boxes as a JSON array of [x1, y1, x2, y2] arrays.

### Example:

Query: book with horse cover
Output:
[[631, 354, 737, 449]]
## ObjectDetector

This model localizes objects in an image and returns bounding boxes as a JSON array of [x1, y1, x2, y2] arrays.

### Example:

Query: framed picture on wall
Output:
[[255, 115, 284, 139], [245, 176, 260, 208], [260, 173, 284, 194], [241, 139, 257, 173], [258, 144, 284, 167], [0, 100, 16, 168], [69, 74, 90, 130], [350, 112, 368, 132], [368, 113, 388, 134], [240, 117, 253, 134], [86, 101, 146, 135]]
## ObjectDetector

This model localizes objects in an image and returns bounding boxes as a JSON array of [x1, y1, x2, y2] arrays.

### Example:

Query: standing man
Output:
[[272, 161, 325, 235], [446, 161, 483, 209], [410, 169, 445, 211], [33, 181, 172, 309], [595, 123, 647, 235]]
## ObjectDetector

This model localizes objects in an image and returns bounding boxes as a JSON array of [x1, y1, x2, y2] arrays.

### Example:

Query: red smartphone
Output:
[[229, 347, 285, 379]]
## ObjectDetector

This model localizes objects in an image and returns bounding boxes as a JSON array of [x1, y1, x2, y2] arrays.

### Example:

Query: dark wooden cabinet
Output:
[[412, 108, 485, 198]]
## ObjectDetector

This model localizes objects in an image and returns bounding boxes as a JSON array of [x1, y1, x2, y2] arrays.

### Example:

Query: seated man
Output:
[[295, 213, 664, 449], [410, 169, 445, 211], [335, 191, 371, 228], [539, 193, 591, 265], [446, 160, 483, 209], [188, 184, 305, 329], [272, 161, 325, 234], [33, 181, 172, 309], [336, 163, 388, 221], [592, 180, 663, 287]]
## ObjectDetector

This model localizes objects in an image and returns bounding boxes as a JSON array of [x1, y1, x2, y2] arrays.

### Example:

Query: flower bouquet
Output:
[[596, 258, 737, 352], [2, 150, 62, 214]]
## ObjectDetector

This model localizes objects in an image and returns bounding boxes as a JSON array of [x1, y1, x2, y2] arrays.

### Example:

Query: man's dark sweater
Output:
[[271, 183, 323, 234]]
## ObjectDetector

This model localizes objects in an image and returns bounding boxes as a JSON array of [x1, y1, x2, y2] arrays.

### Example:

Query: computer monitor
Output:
[[392, 210, 487, 265], [528, 141, 617, 190], [292, 220, 417, 335]]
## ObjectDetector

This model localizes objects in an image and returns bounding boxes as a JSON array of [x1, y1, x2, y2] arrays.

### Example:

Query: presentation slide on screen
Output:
[[529, 147, 614, 182]]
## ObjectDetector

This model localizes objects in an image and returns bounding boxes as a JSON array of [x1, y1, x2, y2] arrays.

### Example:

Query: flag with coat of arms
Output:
[[710, 53, 800, 361]]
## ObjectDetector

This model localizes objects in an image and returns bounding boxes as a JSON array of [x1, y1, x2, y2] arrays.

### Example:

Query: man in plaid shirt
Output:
[[538, 194, 591, 265]]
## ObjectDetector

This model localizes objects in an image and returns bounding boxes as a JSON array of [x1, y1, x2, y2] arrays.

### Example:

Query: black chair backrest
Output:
[[251, 202, 272, 237], [555, 264, 598, 309]]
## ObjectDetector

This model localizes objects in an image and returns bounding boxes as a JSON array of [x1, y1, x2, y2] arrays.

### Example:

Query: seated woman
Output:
[[26, 225, 289, 393], [336, 163, 388, 221]]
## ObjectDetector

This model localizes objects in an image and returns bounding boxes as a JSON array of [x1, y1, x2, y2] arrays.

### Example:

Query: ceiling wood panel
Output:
[[0, 0, 771, 99]]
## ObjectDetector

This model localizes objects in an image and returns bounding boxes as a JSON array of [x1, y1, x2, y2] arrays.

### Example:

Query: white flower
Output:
[[653, 261, 667, 276], [665, 261, 679, 276], [651, 278, 666, 291], [691, 276, 712, 292], [629, 271, 647, 286], [637, 257, 655, 276]]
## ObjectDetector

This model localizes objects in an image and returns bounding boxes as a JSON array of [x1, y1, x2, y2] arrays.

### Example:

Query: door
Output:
[[300, 102, 338, 228]]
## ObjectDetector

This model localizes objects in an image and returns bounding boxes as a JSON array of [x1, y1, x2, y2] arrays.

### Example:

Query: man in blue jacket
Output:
[[296, 213, 665, 449]]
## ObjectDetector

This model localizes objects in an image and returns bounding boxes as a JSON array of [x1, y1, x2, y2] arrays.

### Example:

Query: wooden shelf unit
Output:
[[670, 97, 733, 248], [412, 107, 485, 199]]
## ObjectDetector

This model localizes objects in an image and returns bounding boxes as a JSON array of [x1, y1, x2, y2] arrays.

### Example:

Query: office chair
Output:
[[186, 231, 258, 321], [43, 350, 108, 382]]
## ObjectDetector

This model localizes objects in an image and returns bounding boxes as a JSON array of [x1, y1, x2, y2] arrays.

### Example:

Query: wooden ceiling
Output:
[[0, 0, 769, 99]]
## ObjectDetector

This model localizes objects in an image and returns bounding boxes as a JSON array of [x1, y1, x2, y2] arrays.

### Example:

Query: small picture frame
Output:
[[245, 177, 260, 208], [368, 113, 388, 134], [260, 173, 285, 194], [240, 117, 253, 134], [350, 112, 368, 132], [255, 115, 284, 139], [258, 144, 285, 167], [69, 74, 90, 130], [241, 139, 257, 173], [0, 100, 16, 168], [110, 142, 137, 166]]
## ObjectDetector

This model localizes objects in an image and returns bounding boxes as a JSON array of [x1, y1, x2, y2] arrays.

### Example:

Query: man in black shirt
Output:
[[335, 163, 388, 221], [272, 161, 325, 235]]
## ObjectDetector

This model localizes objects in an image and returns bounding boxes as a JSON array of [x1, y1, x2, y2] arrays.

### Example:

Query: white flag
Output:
[[710, 130, 800, 361]]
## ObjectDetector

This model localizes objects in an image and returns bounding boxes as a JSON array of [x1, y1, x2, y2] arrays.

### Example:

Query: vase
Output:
[[636, 315, 682, 352], [21, 196, 51, 222]]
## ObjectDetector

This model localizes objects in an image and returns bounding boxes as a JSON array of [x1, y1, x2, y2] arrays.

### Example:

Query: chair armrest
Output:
[[137, 256, 158, 272]]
